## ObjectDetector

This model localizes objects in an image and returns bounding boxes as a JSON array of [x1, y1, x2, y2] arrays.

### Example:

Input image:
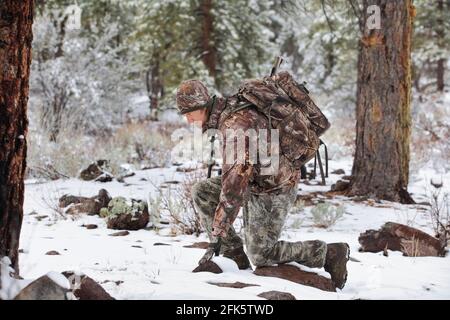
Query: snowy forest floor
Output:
[[18, 157, 450, 300]]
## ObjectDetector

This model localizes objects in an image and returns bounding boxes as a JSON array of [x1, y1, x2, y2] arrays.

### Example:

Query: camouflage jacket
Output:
[[204, 96, 300, 237]]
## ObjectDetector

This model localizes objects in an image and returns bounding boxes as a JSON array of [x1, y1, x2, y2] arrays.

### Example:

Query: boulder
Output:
[[74, 277, 114, 300], [59, 189, 111, 216], [358, 222, 446, 257], [14, 275, 69, 300], [257, 290, 296, 300], [331, 179, 350, 192], [101, 197, 149, 230], [63, 272, 114, 300], [254, 264, 336, 292], [192, 261, 223, 274], [79, 160, 113, 182]]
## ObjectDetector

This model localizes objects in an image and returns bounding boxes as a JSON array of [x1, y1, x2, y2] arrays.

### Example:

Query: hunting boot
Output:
[[324, 243, 350, 289], [223, 246, 251, 270]]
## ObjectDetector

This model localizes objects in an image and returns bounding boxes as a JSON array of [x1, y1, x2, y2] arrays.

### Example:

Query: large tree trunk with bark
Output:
[[349, 0, 415, 204], [0, 0, 35, 273]]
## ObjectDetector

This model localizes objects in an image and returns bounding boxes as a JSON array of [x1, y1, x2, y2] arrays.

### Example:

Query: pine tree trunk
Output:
[[146, 56, 162, 121], [349, 0, 415, 204], [199, 0, 217, 82], [0, 0, 35, 273], [436, 0, 445, 92]]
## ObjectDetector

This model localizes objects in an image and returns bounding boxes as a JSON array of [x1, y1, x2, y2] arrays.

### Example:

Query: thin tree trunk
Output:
[[349, 0, 415, 204], [199, 0, 217, 83], [436, 0, 445, 92], [146, 56, 163, 121], [0, 0, 35, 273]]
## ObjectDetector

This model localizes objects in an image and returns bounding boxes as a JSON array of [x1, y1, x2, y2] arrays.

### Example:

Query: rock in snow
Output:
[[79, 160, 113, 181], [257, 290, 296, 300], [101, 197, 149, 230], [192, 260, 223, 274], [13, 275, 69, 300], [59, 189, 111, 216], [358, 222, 447, 257], [254, 264, 336, 292]]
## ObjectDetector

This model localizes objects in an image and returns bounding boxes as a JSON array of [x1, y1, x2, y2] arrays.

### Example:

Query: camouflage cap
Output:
[[176, 80, 211, 114]]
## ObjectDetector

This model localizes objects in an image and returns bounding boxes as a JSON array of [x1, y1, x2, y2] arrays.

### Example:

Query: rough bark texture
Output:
[[0, 0, 34, 273], [350, 0, 415, 204], [358, 222, 446, 257], [199, 0, 217, 81]]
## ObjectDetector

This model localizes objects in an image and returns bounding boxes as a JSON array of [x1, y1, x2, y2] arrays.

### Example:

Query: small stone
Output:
[[208, 281, 259, 289], [192, 261, 223, 274], [108, 231, 130, 237], [257, 290, 296, 300], [45, 250, 61, 255], [83, 224, 98, 229], [331, 169, 345, 175], [34, 215, 49, 221], [153, 243, 171, 246], [183, 242, 209, 249]]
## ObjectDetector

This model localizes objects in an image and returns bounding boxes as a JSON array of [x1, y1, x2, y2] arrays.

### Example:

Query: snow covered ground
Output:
[[17, 158, 450, 300]]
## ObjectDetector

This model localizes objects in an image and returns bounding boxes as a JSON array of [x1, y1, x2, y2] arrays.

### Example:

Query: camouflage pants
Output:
[[192, 176, 327, 268]]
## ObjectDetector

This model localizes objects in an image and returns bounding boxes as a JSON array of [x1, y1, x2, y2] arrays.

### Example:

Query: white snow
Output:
[[211, 257, 240, 273], [46, 271, 70, 289], [14, 158, 450, 300], [0, 257, 32, 300]]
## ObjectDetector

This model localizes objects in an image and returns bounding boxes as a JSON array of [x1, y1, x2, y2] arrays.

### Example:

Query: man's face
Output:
[[185, 108, 208, 126]]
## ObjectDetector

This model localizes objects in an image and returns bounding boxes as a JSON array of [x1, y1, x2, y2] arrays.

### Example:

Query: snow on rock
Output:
[[46, 271, 70, 290]]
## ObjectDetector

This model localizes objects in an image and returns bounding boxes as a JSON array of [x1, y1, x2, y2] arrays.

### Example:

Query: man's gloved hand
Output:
[[198, 237, 222, 265]]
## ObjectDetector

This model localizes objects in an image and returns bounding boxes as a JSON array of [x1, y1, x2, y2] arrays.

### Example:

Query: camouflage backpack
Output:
[[229, 71, 330, 170]]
